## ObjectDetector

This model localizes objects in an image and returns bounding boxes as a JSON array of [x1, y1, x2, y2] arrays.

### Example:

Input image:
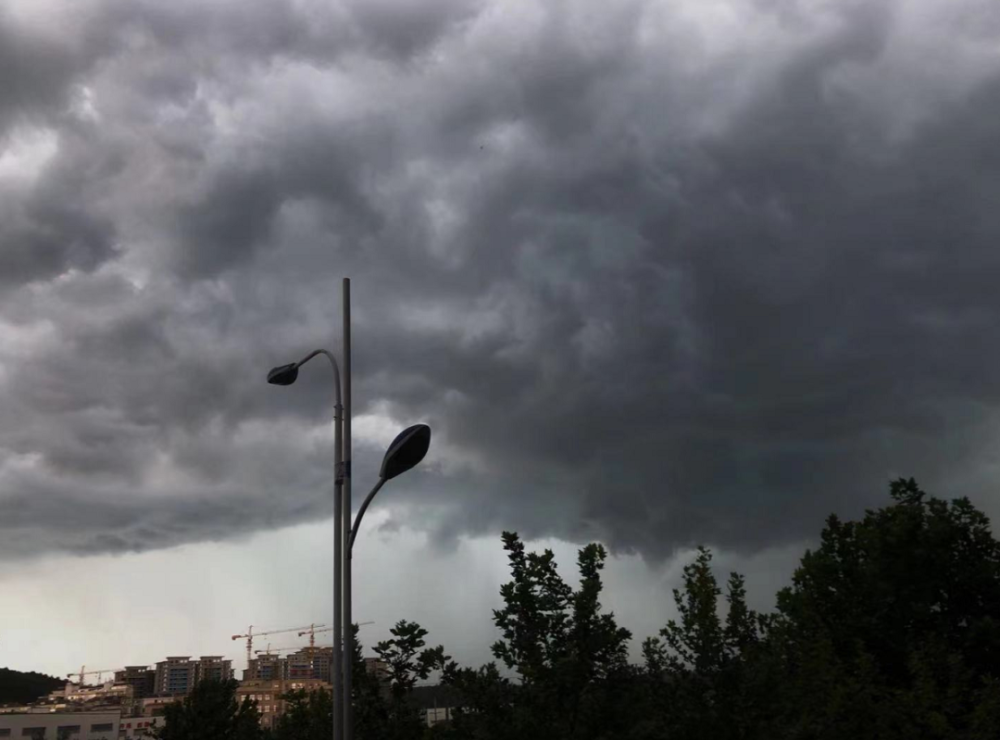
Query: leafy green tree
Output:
[[351, 622, 392, 740], [643, 547, 778, 740], [269, 686, 331, 740], [0, 668, 63, 704], [154, 679, 261, 740], [772, 478, 1000, 738], [446, 532, 634, 740], [373, 620, 449, 739]]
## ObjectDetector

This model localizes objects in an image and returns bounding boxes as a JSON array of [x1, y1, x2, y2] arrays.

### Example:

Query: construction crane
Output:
[[254, 643, 333, 656], [232, 625, 324, 667], [298, 621, 374, 654], [67, 667, 117, 686]]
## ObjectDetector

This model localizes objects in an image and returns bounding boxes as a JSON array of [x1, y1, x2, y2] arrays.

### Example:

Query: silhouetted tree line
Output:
[[160, 479, 1000, 739], [0, 668, 63, 705]]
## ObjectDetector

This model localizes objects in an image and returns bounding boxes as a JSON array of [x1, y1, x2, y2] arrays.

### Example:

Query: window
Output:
[[89, 725, 113, 733], [56, 727, 80, 736], [21, 729, 45, 738], [0, 730, 10, 738]]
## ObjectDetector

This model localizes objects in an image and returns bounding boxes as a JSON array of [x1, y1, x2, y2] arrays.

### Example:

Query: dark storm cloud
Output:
[[2, 0, 1000, 560]]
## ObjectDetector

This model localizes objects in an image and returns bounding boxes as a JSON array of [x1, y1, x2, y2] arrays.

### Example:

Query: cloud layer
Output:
[[3, 0, 1000, 560]]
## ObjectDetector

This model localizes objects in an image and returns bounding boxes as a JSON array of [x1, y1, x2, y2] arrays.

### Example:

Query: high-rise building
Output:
[[194, 656, 233, 684], [285, 647, 333, 683], [115, 666, 156, 699], [245, 654, 286, 681], [155, 657, 195, 696], [155, 656, 233, 696]]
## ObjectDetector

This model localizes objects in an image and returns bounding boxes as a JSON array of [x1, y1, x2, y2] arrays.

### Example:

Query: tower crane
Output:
[[231, 624, 324, 667], [298, 621, 374, 654], [67, 667, 117, 686], [254, 643, 333, 656]]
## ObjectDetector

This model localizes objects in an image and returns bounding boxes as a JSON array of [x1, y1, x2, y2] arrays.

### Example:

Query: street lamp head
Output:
[[267, 363, 299, 386], [380, 424, 431, 481]]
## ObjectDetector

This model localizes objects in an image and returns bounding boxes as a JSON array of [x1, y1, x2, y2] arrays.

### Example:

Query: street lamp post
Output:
[[266, 350, 344, 740], [268, 278, 432, 740], [345, 423, 431, 740], [342, 279, 354, 740]]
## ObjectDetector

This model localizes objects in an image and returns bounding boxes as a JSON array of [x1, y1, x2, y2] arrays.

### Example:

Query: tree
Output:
[[772, 478, 1000, 737], [373, 620, 449, 739], [643, 547, 778, 740], [447, 532, 634, 740], [0, 668, 63, 705], [351, 622, 392, 740], [269, 686, 331, 740], [153, 679, 261, 740]]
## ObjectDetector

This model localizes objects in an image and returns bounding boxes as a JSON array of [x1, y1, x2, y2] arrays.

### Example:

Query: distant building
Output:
[[364, 658, 390, 682], [114, 667, 155, 700], [410, 685, 463, 727], [235, 679, 330, 731], [194, 656, 232, 685], [307, 648, 332, 683], [154, 657, 195, 696], [154, 656, 233, 696], [244, 654, 285, 681], [260, 647, 335, 683], [0, 710, 120, 739]]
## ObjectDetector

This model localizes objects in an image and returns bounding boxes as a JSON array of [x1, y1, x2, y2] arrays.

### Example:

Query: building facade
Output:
[[193, 656, 232, 684], [154, 657, 195, 696], [235, 679, 330, 731], [410, 685, 462, 728], [244, 654, 285, 681], [283, 647, 333, 683], [154, 656, 234, 696], [0, 711, 120, 739], [138, 696, 179, 718], [364, 657, 390, 682], [114, 667, 155, 700], [119, 716, 164, 739]]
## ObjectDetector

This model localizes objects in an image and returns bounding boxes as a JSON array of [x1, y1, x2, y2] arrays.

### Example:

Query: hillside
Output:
[[0, 667, 64, 705]]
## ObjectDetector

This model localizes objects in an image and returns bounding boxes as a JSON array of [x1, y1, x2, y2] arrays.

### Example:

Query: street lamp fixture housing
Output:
[[267, 363, 300, 386], [380, 424, 431, 481]]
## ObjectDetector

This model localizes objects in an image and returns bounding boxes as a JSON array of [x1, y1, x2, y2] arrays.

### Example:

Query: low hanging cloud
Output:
[[3, 0, 1000, 561]]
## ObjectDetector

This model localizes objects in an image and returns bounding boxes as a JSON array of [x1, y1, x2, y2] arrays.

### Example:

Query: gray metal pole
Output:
[[342, 277, 354, 740], [273, 348, 343, 738], [333, 371, 344, 740]]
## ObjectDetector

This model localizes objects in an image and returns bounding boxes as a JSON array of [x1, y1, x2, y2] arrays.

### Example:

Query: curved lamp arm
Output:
[[349, 477, 386, 553], [296, 349, 343, 419]]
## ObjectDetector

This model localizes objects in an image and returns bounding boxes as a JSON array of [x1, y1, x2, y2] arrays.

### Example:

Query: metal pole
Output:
[[342, 277, 354, 740], [333, 364, 344, 740]]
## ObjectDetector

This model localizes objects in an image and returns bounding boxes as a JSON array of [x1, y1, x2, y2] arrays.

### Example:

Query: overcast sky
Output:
[[3, 0, 1000, 678]]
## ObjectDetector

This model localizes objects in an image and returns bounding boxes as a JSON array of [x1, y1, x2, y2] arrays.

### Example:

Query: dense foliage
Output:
[[153, 678, 261, 740], [156, 478, 1000, 739], [0, 667, 63, 705]]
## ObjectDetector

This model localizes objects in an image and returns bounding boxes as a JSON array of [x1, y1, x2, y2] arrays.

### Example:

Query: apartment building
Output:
[[114, 667, 155, 700], [154, 656, 233, 696], [235, 679, 330, 731], [194, 656, 232, 684]]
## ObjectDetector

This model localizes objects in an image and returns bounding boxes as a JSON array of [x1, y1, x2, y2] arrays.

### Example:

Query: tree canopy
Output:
[[153, 678, 261, 740], [0, 668, 63, 705], [147, 478, 1000, 739]]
